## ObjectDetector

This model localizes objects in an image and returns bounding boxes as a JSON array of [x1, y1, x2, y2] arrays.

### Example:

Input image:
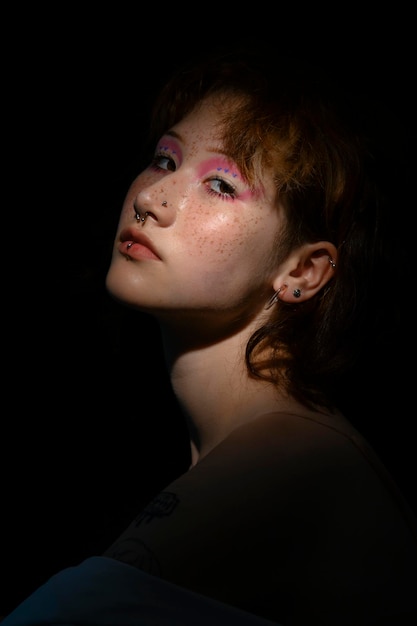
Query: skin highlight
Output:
[[106, 97, 288, 333]]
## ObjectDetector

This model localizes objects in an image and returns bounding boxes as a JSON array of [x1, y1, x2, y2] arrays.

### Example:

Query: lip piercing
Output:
[[127, 242, 133, 249], [162, 200, 167, 206]]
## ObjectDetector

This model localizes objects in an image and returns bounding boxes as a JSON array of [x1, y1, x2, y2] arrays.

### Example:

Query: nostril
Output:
[[143, 211, 156, 223]]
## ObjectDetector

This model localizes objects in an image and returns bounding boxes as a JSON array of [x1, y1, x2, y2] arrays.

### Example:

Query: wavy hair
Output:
[[144, 44, 407, 411]]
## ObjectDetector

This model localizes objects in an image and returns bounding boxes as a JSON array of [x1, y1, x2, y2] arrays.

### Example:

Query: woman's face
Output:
[[106, 97, 285, 329]]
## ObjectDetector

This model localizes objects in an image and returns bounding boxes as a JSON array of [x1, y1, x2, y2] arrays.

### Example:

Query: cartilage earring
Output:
[[293, 288, 301, 298], [328, 257, 336, 268], [265, 285, 285, 310], [162, 200, 167, 206]]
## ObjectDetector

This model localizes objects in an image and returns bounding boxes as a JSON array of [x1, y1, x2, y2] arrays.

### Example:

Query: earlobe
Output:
[[273, 242, 337, 303]]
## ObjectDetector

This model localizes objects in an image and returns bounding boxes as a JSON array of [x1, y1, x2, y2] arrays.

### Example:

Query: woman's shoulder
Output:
[[202, 407, 376, 475], [196, 407, 417, 532], [103, 407, 417, 622]]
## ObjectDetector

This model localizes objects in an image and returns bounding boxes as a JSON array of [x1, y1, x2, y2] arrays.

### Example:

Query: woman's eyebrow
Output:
[[164, 129, 182, 141]]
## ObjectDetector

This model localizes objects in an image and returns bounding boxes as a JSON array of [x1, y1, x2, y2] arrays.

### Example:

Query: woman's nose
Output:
[[133, 190, 174, 227]]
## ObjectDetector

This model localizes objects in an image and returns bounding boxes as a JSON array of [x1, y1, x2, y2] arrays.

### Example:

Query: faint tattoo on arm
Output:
[[134, 491, 180, 526], [103, 492, 180, 574]]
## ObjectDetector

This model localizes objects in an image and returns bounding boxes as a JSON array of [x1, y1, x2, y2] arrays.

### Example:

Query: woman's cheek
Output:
[[184, 212, 250, 261]]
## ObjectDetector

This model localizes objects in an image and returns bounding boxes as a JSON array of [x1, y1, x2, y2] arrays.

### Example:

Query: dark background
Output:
[[2, 7, 415, 617]]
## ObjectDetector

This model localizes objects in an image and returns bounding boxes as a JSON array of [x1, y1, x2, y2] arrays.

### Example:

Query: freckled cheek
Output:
[[182, 211, 251, 260]]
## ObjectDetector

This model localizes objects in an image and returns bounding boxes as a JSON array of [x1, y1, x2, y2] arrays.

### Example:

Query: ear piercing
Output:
[[288, 257, 335, 300], [265, 284, 287, 310]]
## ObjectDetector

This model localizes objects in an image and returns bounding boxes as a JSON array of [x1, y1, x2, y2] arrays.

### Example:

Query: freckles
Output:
[[187, 135, 203, 158], [187, 211, 249, 259]]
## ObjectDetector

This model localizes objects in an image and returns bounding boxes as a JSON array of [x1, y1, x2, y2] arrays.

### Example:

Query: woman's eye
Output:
[[207, 177, 236, 200], [152, 153, 176, 172]]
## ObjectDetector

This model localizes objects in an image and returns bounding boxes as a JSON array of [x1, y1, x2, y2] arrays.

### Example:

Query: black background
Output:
[[2, 7, 416, 617]]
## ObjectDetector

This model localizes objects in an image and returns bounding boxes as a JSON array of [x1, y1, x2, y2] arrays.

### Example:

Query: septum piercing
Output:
[[134, 202, 166, 221]]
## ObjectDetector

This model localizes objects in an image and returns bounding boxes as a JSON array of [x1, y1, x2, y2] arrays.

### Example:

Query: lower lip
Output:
[[119, 241, 160, 260]]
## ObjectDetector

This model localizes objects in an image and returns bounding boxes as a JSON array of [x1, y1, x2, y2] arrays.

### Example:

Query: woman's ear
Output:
[[272, 242, 337, 303]]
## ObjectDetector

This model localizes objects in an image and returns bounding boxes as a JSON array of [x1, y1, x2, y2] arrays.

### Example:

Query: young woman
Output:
[[3, 46, 416, 625]]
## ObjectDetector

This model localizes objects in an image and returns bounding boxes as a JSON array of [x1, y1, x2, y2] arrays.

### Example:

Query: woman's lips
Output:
[[119, 228, 161, 260], [119, 240, 160, 260]]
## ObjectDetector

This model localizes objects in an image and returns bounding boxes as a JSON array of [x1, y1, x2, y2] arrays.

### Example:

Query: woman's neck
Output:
[[159, 324, 300, 466]]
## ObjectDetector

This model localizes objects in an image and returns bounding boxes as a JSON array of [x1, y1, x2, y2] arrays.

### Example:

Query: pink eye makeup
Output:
[[150, 136, 183, 173], [198, 157, 258, 201], [149, 133, 261, 201], [156, 136, 183, 162], [197, 157, 241, 182]]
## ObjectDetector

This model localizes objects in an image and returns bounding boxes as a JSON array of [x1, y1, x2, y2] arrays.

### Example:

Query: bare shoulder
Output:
[[198, 408, 417, 532], [200, 408, 381, 484]]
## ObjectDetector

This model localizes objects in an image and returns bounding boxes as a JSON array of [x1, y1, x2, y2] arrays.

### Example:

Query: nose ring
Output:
[[162, 200, 167, 206]]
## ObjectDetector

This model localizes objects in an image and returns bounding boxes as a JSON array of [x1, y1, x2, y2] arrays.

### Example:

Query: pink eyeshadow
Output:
[[157, 137, 183, 161], [197, 157, 242, 181]]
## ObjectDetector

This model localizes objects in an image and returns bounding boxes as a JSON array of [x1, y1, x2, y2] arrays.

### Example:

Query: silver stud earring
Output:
[[293, 288, 301, 298], [328, 257, 336, 268]]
